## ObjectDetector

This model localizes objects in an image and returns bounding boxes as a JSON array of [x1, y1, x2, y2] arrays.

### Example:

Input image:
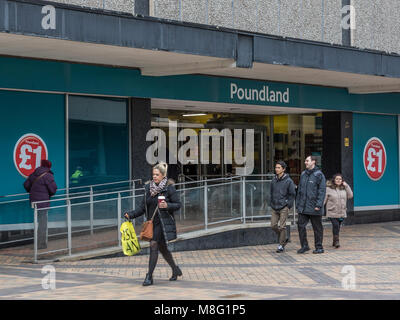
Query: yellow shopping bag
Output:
[[120, 220, 141, 256]]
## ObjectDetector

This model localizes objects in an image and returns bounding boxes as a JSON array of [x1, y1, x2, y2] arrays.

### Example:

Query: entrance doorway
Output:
[[151, 102, 323, 183], [151, 110, 272, 182]]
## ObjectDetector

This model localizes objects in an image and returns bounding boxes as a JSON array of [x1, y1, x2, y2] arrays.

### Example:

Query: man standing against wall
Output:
[[296, 156, 326, 254], [270, 161, 296, 253]]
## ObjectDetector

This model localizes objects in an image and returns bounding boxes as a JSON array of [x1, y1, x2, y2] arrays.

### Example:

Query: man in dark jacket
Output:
[[270, 161, 296, 253], [24, 159, 57, 249], [296, 156, 326, 254]]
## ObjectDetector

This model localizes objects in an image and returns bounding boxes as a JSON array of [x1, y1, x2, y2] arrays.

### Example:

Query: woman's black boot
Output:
[[169, 266, 183, 281], [143, 273, 153, 286], [334, 235, 340, 248]]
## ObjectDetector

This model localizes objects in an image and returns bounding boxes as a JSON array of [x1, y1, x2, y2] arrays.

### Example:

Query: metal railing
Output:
[[0, 179, 142, 204], [30, 174, 298, 262], [0, 179, 142, 248]]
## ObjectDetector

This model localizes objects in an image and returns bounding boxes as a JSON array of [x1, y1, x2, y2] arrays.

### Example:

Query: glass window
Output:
[[151, 109, 271, 180], [68, 96, 129, 187], [273, 113, 323, 184], [150, 108, 323, 184]]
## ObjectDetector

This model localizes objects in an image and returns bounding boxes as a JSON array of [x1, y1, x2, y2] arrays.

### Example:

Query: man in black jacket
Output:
[[270, 161, 296, 253], [296, 156, 326, 254]]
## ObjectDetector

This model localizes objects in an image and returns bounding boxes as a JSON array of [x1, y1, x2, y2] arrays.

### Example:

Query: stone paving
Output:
[[0, 221, 400, 300]]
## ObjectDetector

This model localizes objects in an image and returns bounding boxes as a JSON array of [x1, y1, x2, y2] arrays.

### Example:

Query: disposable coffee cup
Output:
[[158, 195, 165, 207]]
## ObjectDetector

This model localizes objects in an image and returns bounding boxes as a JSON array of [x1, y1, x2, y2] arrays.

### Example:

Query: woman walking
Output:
[[324, 174, 353, 248], [124, 162, 182, 286]]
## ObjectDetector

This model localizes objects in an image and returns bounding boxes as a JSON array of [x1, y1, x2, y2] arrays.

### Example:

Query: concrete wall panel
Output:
[[26, 0, 400, 54]]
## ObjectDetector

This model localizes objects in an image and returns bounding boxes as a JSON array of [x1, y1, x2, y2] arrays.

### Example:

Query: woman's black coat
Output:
[[127, 179, 181, 242]]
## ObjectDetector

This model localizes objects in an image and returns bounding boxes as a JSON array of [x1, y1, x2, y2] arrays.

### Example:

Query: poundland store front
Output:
[[1, 1, 400, 246], [1, 54, 400, 239]]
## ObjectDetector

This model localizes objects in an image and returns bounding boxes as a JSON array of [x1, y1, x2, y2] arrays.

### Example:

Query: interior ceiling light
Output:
[[182, 113, 207, 117]]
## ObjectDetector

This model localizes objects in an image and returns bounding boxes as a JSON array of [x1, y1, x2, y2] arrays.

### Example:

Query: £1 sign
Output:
[[363, 137, 386, 181], [14, 134, 48, 178]]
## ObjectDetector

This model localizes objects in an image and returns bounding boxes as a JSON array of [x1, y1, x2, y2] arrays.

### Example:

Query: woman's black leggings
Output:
[[329, 218, 343, 236], [148, 240, 177, 276]]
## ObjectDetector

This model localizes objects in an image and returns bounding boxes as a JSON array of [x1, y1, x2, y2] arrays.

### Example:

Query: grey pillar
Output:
[[342, 0, 351, 46], [134, 0, 150, 16], [131, 98, 152, 182]]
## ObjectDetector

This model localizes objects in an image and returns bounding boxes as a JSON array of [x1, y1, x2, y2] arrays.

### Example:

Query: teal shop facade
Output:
[[1, 55, 400, 231], [2, 0, 400, 242]]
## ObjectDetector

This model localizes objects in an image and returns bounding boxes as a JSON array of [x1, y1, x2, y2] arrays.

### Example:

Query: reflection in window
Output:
[[68, 96, 129, 187]]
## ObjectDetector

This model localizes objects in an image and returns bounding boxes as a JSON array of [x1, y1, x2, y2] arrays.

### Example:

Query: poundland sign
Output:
[[230, 83, 290, 104]]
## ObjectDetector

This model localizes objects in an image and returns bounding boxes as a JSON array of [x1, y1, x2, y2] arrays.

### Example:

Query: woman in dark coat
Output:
[[23, 159, 57, 249], [124, 162, 182, 286]]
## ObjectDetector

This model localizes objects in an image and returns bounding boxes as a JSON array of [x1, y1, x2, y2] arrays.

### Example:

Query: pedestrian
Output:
[[324, 173, 353, 248], [296, 156, 326, 254], [23, 159, 57, 249], [270, 161, 296, 253], [124, 162, 182, 286]]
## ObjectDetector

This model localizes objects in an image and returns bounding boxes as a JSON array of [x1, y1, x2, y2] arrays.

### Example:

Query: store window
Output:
[[273, 113, 323, 184], [150, 108, 322, 183], [151, 109, 271, 181], [68, 96, 129, 187]]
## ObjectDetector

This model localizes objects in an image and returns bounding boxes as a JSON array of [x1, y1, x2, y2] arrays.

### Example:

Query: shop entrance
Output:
[[151, 101, 323, 184], [197, 121, 269, 180]]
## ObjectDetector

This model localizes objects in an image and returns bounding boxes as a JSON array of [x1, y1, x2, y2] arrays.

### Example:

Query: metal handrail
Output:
[[30, 175, 270, 207], [29, 175, 279, 262], [30, 176, 240, 207], [0, 178, 142, 200], [2, 173, 295, 262], [0, 179, 143, 206], [32, 187, 144, 207], [30, 176, 242, 207], [31, 175, 271, 210]]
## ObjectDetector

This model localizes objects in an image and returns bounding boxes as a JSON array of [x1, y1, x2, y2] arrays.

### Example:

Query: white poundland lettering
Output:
[[154, 304, 188, 318], [230, 83, 290, 104]]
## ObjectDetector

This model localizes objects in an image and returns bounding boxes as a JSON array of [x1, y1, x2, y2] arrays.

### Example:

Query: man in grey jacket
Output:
[[296, 156, 326, 254], [270, 161, 296, 253]]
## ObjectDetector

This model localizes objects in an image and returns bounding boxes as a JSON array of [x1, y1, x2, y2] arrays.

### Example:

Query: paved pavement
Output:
[[0, 220, 400, 300]]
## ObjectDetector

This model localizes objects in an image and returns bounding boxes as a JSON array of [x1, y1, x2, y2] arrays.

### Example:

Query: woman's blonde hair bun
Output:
[[153, 162, 168, 176]]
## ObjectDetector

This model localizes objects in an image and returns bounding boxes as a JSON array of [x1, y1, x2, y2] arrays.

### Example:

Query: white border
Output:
[[13, 133, 49, 178], [362, 136, 387, 181]]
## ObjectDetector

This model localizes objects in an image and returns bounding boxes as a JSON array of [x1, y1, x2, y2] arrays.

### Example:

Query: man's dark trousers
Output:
[[297, 213, 323, 249]]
